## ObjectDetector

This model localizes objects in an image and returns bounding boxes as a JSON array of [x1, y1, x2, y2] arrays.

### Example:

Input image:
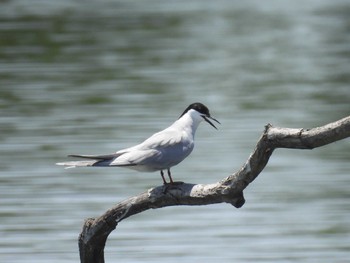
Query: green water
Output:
[[0, 0, 349, 262]]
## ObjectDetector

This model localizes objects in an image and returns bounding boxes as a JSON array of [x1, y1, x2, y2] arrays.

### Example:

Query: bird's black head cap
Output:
[[179, 102, 220, 129], [179, 102, 210, 118]]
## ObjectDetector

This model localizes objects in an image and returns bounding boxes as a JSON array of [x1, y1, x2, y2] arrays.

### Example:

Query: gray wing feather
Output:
[[68, 153, 123, 160]]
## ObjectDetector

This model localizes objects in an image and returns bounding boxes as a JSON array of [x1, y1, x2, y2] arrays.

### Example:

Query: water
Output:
[[1, 0, 349, 262]]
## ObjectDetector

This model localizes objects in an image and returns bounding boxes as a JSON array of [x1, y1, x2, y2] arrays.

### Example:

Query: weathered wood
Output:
[[79, 115, 350, 263]]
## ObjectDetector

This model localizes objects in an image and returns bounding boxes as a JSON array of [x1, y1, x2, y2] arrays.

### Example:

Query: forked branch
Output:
[[79, 115, 350, 263]]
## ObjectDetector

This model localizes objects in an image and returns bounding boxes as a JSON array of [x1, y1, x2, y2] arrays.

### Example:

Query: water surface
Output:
[[0, 0, 349, 262]]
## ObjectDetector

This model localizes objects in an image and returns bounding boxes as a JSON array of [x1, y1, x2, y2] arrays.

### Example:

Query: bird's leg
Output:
[[160, 170, 167, 184], [167, 168, 174, 184]]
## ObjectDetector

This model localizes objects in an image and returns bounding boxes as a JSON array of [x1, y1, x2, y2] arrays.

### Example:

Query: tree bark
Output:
[[79, 115, 350, 263]]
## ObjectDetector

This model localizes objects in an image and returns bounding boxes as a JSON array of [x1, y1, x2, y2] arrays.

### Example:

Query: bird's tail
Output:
[[56, 160, 98, 169], [56, 153, 120, 168]]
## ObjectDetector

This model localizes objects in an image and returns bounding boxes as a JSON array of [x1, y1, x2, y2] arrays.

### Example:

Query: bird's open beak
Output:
[[203, 115, 220, 130]]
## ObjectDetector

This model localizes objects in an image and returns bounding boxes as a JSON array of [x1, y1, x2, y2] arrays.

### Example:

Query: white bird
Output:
[[56, 102, 220, 184]]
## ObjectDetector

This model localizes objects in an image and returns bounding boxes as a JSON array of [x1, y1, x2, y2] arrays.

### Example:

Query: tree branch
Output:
[[78, 115, 350, 263]]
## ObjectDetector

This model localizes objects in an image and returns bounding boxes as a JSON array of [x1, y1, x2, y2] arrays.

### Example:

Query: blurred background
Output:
[[0, 0, 349, 262]]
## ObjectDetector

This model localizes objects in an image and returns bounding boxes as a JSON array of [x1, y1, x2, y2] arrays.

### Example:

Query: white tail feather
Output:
[[56, 160, 97, 168]]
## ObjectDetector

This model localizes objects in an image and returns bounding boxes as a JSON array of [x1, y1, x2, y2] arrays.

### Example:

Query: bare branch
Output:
[[79, 115, 350, 263], [267, 116, 350, 149]]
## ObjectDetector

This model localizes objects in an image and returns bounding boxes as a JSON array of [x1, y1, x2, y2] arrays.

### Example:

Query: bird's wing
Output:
[[63, 128, 189, 168], [62, 153, 126, 167], [68, 153, 124, 160], [110, 128, 186, 167], [110, 149, 161, 167], [139, 128, 183, 149]]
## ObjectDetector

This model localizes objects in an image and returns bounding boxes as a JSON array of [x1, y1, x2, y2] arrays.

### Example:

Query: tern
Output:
[[56, 102, 220, 184]]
